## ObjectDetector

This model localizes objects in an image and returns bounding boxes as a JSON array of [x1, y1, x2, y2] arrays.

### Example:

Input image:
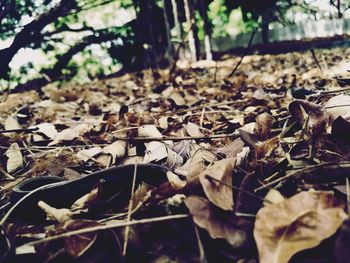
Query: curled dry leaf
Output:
[[254, 191, 347, 263], [288, 100, 329, 137], [76, 147, 102, 162], [62, 220, 100, 258], [325, 94, 350, 120], [263, 189, 285, 205], [254, 112, 276, 140], [185, 196, 251, 248], [185, 122, 204, 137], [38, 201, 73, 223], [5, 143, 23, 173], [138, 125, 163, 138], [143, 141, 168, 163], [4, 116, 21, 131], [215, 138, 245, 159], [102, 140, 127, 163], [199, 158, 235, 211], [35, 123, 58, 139], [49, 128, 79, 145], [176, 146, 216, 178]]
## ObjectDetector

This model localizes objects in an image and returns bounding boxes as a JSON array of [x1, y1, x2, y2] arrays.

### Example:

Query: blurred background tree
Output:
[[0, 0, 347, 92]]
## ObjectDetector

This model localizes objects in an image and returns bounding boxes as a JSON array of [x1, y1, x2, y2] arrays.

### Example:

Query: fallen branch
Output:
[[16, 214, 189, 248], [113, 133, 239, 142]]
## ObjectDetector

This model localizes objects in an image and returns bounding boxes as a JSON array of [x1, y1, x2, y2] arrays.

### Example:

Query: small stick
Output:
[[16, 214, 189, 248], [227, 30, 256, 78], [205, 174, 269, 203], [310, 49, 323, 74], [123, 163, 138, 256], [113, 133, 239, 142], [0, 127, 38, 134]]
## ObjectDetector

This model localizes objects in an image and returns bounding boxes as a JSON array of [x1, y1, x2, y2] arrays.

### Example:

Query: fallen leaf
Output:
[[288, 100, 329, 137], [76, 147, 102, 162], [185, 196, 252, 248], [138, 125, 163, 138], [254, 112, 276, 140], [215, 138, 245, 159], [35, 123, 58, 139], [49, 128, 79, 145], [38, 201, 73, 223], [159, 116, 169, 129], [62, 220, 100, 258], [254, 191, 347, 263], [102, 140, 126, 163], [143, 141, 168, 163], [185, 122, 204, 137], [5, 143, 23, 173], [4, 116, 21, 131], [264, 189, 285, 205], [199, 158, 235, 211], [325, 94, 350, 120]]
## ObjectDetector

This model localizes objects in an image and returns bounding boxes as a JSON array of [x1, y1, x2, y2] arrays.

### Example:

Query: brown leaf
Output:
[[185, 122, 204, 137], [215, 138, 245, 159], [254, 191, 346, 263], [185, 196, 251, 248], [5, 143, 23, 173], [325, 94, 350, 120], [62, 220, 100, 258], [199, 158, 235, 211], [288, 100, 329, 137], [254, 112, 276, 140]]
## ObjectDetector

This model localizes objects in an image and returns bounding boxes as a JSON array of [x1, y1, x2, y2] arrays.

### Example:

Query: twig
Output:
[[154, 99, 246, 116], [113, 133, 239, 142], [0, 127, 38, 134], [227, 30, 256, 78], [254, 161, 350, 192], [205, 174, 269, 203], [122, 163, 138, 256], [16, 214, 189, 248], [310, 49, 323, 74]]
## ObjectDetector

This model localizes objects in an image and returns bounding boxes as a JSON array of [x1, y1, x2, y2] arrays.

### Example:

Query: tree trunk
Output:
[[162, 0, 174, 60], [261, 13, 269, 44], [0, 0, 78, 79], [171, 0, 182, 40], [199, 0, 212, 60], [184, 0, 200, 62]]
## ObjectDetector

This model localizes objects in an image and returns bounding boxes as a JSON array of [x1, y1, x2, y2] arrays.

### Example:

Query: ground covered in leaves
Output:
[[1, 47, 350, 262]]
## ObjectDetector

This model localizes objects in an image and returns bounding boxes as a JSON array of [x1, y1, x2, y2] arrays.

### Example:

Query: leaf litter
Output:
[[1, 48, 350, 262]]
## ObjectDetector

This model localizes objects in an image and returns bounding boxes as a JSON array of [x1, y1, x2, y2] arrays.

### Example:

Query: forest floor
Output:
[[1, 47, 350, 262]]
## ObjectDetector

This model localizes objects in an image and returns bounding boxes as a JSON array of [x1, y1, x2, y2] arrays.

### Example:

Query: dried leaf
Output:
[[199, 158, 235, 211], [143, 141, 168, 163], [5, 143, 23, 173], [4, 116, 21, 131], [264, 189, 285, 205], [102, 141, 126, 163], [185, 122, 204, 137], [254, 191, 347, 263], [62, 220, 100, 258], [35, 123, 57, 139], [325, 94, 350, 120], [288, 100, 329, 136], [49, 128, 79, 145], [138, 125, 163, 138], [76, 147, 102, 162], [38, 201, 73, 223], [185, 196, 251, 248], [254, 113, 276, 140], [215, 138, 245, 159]]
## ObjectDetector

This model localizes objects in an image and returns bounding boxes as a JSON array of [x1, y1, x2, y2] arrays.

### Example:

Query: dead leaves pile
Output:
[[1, 48, 350, 262]]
